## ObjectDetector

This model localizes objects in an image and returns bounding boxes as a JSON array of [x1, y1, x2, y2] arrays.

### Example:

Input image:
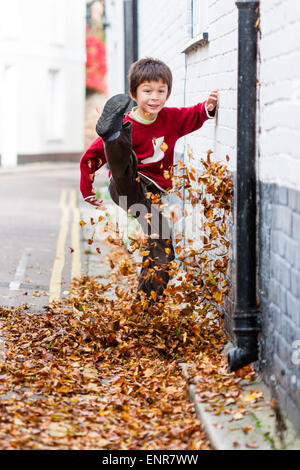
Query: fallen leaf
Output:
[[246, 441, 259, 449]]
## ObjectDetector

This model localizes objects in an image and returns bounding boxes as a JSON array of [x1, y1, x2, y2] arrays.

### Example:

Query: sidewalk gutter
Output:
[[179, 356, 300, 450]]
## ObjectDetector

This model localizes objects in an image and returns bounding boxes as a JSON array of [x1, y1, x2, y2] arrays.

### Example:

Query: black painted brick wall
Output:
[[259, 182, 300, 432]]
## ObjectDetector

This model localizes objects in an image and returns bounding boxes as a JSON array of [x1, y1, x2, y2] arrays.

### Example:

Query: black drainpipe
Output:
[[227, 0, 260, 372], [123, 0, 139, 94]]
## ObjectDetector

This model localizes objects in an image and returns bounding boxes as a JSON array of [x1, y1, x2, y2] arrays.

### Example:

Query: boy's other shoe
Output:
[[96, 93, 132, 141]]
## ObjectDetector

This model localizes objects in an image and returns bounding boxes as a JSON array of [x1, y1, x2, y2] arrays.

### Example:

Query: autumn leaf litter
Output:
[[0, 152, 262, 449]]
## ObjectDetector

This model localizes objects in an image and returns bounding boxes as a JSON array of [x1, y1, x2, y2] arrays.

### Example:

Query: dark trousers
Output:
[[105, 121, 175, 298]]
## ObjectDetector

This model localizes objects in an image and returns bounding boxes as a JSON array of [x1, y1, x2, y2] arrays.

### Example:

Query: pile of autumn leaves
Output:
[[0, 152, 237, 450]]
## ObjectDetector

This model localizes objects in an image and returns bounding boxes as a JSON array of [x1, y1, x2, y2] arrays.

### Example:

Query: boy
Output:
[[80, 57, 218, 301]]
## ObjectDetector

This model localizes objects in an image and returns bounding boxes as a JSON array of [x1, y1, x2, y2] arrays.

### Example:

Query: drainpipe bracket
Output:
[[233, 308, 261, 333], [236, 0, 259, 7]]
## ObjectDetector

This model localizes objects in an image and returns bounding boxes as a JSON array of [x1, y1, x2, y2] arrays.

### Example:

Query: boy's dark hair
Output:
[[128, 58, 173, 98]]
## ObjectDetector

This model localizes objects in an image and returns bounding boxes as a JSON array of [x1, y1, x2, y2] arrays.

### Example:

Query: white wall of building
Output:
[[105, 0, 125, 96], [0, 0, 87, 166]]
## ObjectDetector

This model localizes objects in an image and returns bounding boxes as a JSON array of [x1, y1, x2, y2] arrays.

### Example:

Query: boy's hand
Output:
[[86, 197, 103, 207], [207, 90, 219, 112]]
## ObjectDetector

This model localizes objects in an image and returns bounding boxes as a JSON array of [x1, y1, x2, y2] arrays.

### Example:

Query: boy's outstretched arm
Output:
[[171, 90, 219, 138], [80, 137, 107, 206]]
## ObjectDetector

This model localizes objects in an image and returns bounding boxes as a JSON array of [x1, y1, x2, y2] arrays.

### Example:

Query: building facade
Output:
[[0, 0, 87, 167], [104, 0, 300, 432]]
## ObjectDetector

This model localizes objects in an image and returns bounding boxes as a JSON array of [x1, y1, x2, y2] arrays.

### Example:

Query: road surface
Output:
[[0, 164, 105, 311]]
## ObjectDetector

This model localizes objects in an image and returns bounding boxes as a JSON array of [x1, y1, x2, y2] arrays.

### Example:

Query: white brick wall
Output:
[[138, 0, 188, 107], [136, 0, 238, 246], [258, 0, 300, 189], [138, 0, 238, 169], [105, 0, 300, 188]]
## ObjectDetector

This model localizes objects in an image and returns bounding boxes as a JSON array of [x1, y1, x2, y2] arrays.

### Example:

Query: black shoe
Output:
[[96, 94, 132, 141]]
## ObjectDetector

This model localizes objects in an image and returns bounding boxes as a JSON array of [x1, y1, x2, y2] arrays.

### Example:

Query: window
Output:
[[182, 0, 209, 53], [45, 69, 65, 141], [191, 0, 208, 39]]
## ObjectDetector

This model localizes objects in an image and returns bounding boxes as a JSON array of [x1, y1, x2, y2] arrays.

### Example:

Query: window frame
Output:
[[182, 0, 209, 54]]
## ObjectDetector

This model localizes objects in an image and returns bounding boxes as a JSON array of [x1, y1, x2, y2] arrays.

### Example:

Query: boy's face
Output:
[[130, 79, 169, 118]]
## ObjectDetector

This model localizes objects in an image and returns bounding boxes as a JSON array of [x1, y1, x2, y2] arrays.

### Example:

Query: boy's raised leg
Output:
[[96, 97, 175, 301]]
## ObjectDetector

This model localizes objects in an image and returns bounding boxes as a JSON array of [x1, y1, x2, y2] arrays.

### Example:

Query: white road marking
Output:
[[9, 247, 32, 291], [49, 189, 70, 303], [49, 188, 82, 302], [70, 189, 81, 279]]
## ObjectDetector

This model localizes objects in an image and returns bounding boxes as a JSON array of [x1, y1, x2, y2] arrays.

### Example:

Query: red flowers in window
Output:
[[86, 31, 107, 93]]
